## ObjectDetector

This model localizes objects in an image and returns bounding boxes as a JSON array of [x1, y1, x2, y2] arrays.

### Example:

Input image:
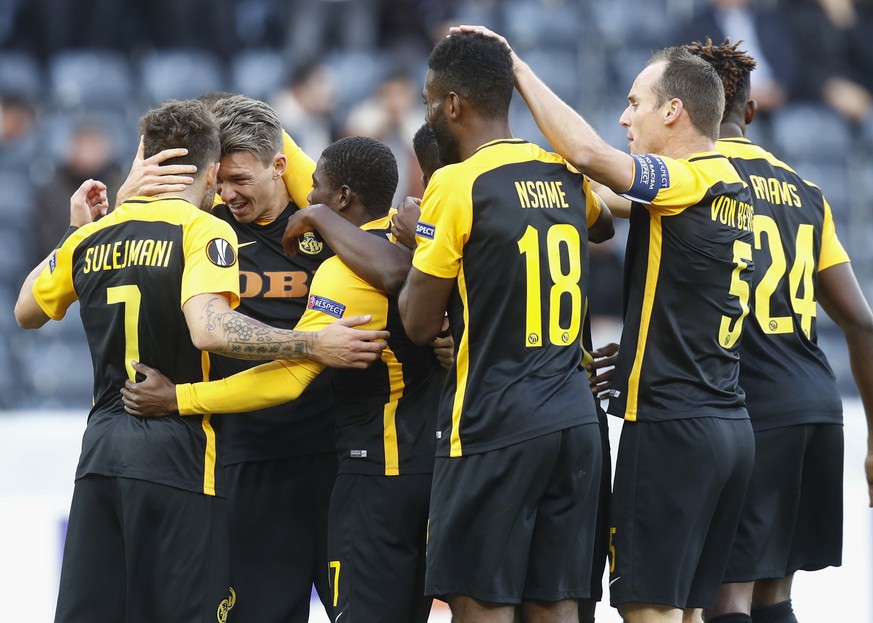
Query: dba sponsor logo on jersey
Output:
[[298, 231, 324, 255], [307, 294, 346, 318], [416, 221, 436, 240], [206, 238, 237, 267]]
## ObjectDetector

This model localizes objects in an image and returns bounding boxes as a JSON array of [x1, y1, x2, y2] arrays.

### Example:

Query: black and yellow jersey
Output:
[[176, 215, 441, 476], [718, 138, 849, 430], [412, 138, 601, 458], [607, 152, 755, 423], [210, 201, 337, 465], [32, 196, 241, 496]]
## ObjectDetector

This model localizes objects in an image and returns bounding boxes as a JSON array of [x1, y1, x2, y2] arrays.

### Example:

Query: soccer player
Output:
[[121, 136, 442, 623], [453, 25, 757, 623], [398, 32, 613, 623], [12, 100, 388, 623], [684, 39, 873, 623]]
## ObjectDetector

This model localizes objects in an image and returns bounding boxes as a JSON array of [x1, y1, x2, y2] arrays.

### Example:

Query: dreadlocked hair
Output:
[[684, 38, 757, 122]]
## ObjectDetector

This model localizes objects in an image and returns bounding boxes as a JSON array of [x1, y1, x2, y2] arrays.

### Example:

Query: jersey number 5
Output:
[[517, 224, 582, 348], [719, 239, 753, 348]]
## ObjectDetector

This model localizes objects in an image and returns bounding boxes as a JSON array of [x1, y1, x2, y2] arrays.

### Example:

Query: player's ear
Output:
[[273, 153, 287, 179], [745, 99, 758, 126], [337, 184, 352, 211], [205, 162, 220, 188]]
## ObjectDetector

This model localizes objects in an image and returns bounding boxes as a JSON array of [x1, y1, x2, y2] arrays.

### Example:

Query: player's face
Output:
[[619, 62, 669, 156], [423, 71, 461, 165], [307, 161, 341, 211], [217, 150, 284, 224]]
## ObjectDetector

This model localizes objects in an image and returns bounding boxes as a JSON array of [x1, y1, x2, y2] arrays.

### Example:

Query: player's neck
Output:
[[458, 119, 513, 162], [718, 121, 745, 140]]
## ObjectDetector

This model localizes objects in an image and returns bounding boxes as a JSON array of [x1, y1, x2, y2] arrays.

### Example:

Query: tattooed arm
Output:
[[182, 293, 389, 369]]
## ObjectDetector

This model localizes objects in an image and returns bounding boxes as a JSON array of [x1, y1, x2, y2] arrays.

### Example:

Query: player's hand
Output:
[[70, 178, 109, 227], [391, 196, 421, 251], [313, 315, 390, 369], [586, 342, 619, 398], [432, 315, 454, 370], [282, 205, 319, 256], [120, 360, 179, 416], [449, 25, 520, 70], [115, 135, 196, 207]]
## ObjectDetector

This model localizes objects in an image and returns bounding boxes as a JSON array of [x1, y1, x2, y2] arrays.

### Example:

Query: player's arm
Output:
[[399, 268, 454, 345], [283, 203, 412, 295], [452, 26, 635, 193], [121, 358, 323, 416], [818, 262, 873, 507], [15, 179, 109, 329], [591, 182, 632, 219], [587, 192, 614, 244], [181, 293, 388, 368]]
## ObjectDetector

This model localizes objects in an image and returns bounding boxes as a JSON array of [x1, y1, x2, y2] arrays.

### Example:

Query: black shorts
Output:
[[55, 475, 232, 623], [724, 423, 843, 582], [328, 472, 432, 623], [586, 404, 612, 603], [224, 453, 337, 623], [426, 423, 602, 604], [608, 417, 754, 610]]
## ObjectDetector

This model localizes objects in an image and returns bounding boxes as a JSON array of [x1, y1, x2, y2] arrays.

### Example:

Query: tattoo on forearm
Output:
[[202, 298, 315, 360]]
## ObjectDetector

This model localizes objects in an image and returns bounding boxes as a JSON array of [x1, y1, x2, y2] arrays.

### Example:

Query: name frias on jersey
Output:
[[82, 238, 175, 274], [514, 180, 570, 209], [747, 174, 802, 208], [711, 195, 754, 232]]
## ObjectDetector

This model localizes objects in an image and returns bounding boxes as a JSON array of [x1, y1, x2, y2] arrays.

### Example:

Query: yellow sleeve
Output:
[[176, 359, 323, 415], [181, 212, 241, 309], [412, 167, 472, 279], [282, 131, 316, 208], [32, 227, 93, 320], [620, 154, 718, 216], [582, 177, 602, 228], [818, 198, 850, 271]]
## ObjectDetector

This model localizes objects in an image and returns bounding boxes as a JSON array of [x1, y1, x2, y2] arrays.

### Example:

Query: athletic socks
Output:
[[751, 600, 799, 623], [708, 613, 753, 623]]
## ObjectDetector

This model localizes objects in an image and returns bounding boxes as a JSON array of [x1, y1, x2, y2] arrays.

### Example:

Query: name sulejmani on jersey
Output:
[[82, 239, 174, 274], [711, 195, 754, 232], [515, 180, 570, 209], [747, 174, 802, 207]]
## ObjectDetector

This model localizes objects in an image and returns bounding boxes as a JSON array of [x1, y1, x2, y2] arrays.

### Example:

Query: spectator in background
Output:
[[345, 72, 424, 203], [0, 92, 37, 168], [674, 0, 798, 117], [787, 0, 873, 125], [270, 60, 340, 160], [34, 119, 124, 259]]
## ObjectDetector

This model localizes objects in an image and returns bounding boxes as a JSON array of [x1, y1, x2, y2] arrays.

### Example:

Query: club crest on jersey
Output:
[[216, 586, 236, 622], [48, 251, 57, 273], [416, 221, 436, 240], [298, 231, 324, 255], [206, 238, 237, 267], [307, 294, 346, 318]]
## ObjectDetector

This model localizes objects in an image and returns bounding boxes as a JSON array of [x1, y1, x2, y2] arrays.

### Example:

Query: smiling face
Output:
[[217, 150, 286, 223], [619, 61, 671, 156], [423, 70, 461, 166]]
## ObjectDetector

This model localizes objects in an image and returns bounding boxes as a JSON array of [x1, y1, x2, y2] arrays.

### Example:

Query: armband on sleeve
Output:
[[621, 154, 670, 204]]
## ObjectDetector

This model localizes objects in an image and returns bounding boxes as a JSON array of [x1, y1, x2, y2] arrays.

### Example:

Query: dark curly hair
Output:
[[683, 38, 757, 123], [320, 136, 398, 219], [428, 31, 514, 119], [139, 99, 220, 177], [412, 123, 442, 185]]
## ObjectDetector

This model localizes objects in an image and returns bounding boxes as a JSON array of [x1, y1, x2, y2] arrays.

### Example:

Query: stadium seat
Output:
[[771, 103, 854, 162], [48, 49, 134, 111], [522, 47, 581, 107], [139, 48, 226, 105], [231, 49, 287, 101], [502, 0, 582, 51], [0, 51, 43, 99], [0, 170, 35, 234], [324, 48, 386, 114]]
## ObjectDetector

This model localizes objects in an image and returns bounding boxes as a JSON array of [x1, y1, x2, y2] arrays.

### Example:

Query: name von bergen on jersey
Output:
[[308, 294, 346, 318]]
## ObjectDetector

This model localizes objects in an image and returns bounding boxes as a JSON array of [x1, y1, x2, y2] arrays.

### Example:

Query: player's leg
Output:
[[524, 423, 602, 623], [308, 453, 339, 620], [54, 475, 126, 623], [120, 478, 232, 623], [446, 595, 516, 622], [579, 405, 613, 623], [225, 453, 337, 623], [328, 472, 432, 623], [609, 418, 754, 617]]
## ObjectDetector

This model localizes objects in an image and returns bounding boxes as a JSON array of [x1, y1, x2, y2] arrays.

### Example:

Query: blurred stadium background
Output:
[[1, 0, 870, 619]]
